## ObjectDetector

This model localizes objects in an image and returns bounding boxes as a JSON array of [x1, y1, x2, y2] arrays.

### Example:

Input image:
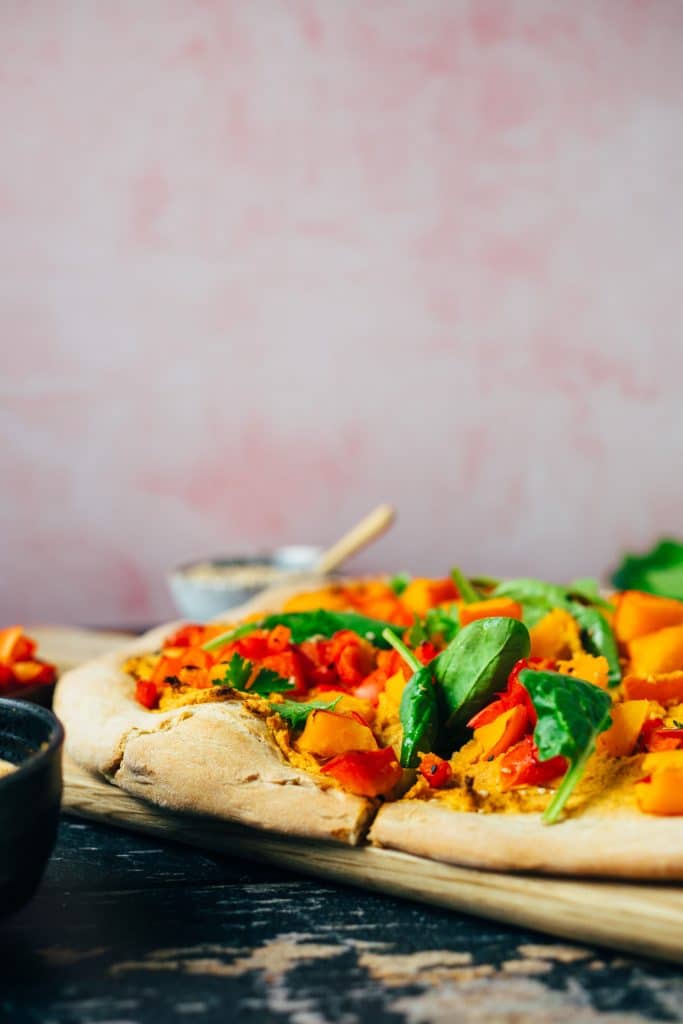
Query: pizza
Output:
[[54, 573, 683, 877]]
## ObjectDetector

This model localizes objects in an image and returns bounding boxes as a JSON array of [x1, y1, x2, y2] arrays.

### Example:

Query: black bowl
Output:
[[0, 698, 64, 918]]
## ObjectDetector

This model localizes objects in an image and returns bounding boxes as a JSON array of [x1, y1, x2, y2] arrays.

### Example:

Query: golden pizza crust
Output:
[[369, 799, 683, 878]]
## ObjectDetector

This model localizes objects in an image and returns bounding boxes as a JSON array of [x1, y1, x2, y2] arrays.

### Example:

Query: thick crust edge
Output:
[[369, 799, 683, 879]]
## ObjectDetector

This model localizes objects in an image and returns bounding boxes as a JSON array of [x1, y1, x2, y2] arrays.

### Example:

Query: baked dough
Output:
[[53, 586, 374, 845], [370, 798, 683, 879]]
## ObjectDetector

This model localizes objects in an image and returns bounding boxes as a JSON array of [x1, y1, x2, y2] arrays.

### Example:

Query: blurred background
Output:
[[2, 1, 682, 626]]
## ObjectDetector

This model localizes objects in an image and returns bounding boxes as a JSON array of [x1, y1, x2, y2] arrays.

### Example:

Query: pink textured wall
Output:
[[2, 1, 683, 625]]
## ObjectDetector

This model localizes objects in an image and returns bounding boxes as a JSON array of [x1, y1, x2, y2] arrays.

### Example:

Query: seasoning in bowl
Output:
[[168, 547, 328, 620]]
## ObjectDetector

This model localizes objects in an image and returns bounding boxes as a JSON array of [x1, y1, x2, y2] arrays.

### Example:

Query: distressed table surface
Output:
[[1, 818, 682, 1024]]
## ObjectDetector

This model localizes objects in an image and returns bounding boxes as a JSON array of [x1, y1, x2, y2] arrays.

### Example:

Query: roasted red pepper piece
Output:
[[468, 657, 555, 729], [321, 746, 402, 797], [499, 735, 567, 790], [0, 627, 36, 664], [11, 660, 56, 686], [419, 753, 452, 789], [164, 624, 206, 648], [135, 679, 160, 709], [641, 718, 683, 752]]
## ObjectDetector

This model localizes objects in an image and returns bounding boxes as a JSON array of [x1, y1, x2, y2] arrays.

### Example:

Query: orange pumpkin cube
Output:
[[297, 710, 377, 759]]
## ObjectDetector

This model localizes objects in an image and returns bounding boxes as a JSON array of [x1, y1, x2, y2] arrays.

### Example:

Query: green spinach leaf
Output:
[[259, 610, 399, 646], [568, 602, 621, 687], [399, 665, 440, 768], [435, 617, 531, 747], [383, 628, 439, 767], [519, 668, 612, 825]]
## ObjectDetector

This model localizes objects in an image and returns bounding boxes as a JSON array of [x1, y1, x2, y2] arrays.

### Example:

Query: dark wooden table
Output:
[[1, 816, 681, 1023]]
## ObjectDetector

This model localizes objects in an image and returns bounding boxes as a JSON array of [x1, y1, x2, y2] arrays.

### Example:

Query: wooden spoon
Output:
[[316, 504, 395, 576]]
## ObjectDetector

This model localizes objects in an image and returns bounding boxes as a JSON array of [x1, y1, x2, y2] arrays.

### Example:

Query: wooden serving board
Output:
[[48, 628, 683, 965]]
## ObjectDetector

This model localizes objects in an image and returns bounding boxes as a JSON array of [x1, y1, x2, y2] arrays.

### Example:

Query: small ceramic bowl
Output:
[[0, 699, 64, 918], [168, 546, 329, 621]]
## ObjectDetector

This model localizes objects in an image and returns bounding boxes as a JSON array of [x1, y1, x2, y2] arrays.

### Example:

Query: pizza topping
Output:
[[473, 704, 529, 761], [0, 626, 57, 693], [613, 589, 683, 644], [400, 576, 459, 615], [135, 679, 160, 709], [437, 617, 531, 748], [569, 604, 621, 687], [419, 753, 452, 788], [321, 746, 403, 798], [405, 606, 460, 647], [623, 671, 683, 703], [205, 610, 401, 653], [635, 767, 683, 815], [597, 700, 650, 757], [297, 709, 377, 758], [215, 652, 294, 696], [500, 735, 567, 790], [270, 697, 341, 729], [459, 597, 523, 627], [628, 624, 683, 676], [519, 668, 613, 824], [639, 718, 683, 752]]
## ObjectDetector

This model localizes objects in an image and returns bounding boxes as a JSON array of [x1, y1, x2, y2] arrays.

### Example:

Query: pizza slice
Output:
[[54, 577, 457, 844]]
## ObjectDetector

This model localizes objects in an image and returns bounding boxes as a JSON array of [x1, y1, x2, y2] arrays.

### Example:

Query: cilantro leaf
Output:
[[270, 696, 341, 729], [216, 652, 293, 696], [248, 668, 294, 697], [520, 668, 612, 825], [218, 652, 252, 689]]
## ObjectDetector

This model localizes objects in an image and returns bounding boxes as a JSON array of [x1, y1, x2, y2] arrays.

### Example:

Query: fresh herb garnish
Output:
[[218, 652, 252, 688], [450, 566, 480, 604], [406, 605, 460, 647], [389, 573, 411, 596], [520, 668, 612, 825], [216, 652, 294, 696], [270, 696, 341, 729]]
